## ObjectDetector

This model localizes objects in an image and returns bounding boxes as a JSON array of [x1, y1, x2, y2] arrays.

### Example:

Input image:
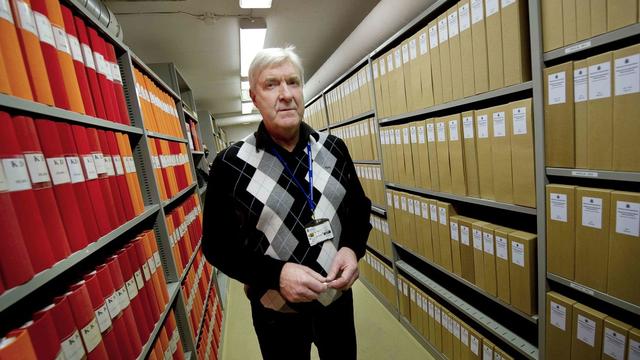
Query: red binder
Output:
[[87, 28, 118, 123], [128, 241, 160, 323], [0, 112, 55, 272], [26, 304, 64, 359], [67, 281, 108, 359], [0, 0, 33, 99], [0, 181, 33, 290], [115, 246, 152, 341], [106, 131, 134, 220], [74, 16, 105, 119], [60, 5, 95, 117], [85, 128, 121, 227], [105, 43, 130, 125], [144, 231, 169, 303], [96, 129, 127, 224], [83, 272, 122, 360], [0, 329, 37, 360], [133, 237, 163, 315], [50, 294, 87, 360]]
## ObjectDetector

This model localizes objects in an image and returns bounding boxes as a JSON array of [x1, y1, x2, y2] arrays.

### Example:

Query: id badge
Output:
[[305, 218, 334, 246]]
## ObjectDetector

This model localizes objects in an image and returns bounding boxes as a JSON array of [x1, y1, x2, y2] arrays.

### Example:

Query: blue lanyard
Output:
[[271, 143, 315, 214]]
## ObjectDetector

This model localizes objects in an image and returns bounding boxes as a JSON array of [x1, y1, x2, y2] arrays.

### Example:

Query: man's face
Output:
[[250, 61, 304, 134]]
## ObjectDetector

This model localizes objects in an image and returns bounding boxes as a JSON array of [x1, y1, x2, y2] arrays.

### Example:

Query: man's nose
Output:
[[278, 82, 293, 100]]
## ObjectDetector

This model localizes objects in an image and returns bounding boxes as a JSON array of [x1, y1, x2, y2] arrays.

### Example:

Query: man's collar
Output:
[[255, 121, 318, 153]]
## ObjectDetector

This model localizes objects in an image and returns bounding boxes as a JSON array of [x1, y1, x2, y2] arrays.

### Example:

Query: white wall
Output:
[[222, 123, 260, 143]]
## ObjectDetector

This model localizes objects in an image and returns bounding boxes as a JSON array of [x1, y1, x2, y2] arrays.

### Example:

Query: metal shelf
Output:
[[543, 23, 640, 62], [546, 167, 640, 183], [322, 57, 370, 94], [547, 273, 640, 316], [305, 92, 323, 107], [385, 182, 537, 215], [0, 94, 144, 135], [366, 244, 393, 264], [398, 316, 447, 360], [183, 107, 198, 122], [146, 130, 189, 143], [371, 204, 387, 217], [191, 151, 205, 156], [379, 82, 533, 125], [318, 126, 329, 132], [137, 282, 181, 360], [354, 160, 382, 165], [179, 240, 203, 283], [130, 52, 181, 101], [396, 261, 539, 360], [393, 241, 539, 325], [0, 205, 160, 312], [163, 183, 198, 208], [199, 184, 208, 196], [195, 274, 216, 345], [328, 110, 375, 129]]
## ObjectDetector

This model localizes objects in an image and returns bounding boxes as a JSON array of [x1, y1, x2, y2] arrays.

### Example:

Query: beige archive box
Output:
[[472, 220, 489, 289], [396, 192, 409, 248], [372, 59, 384, 118], [509, 230, 537, 315], [439, 13, 454, 103], [482, 338, 495, 360], [409, 283, 422, 335], [485, 0, 504, 91], [450, 215, 463, 278], [426, 119, 441, 191], [450, 314, 462, 360], [438, 201, 456, 272], [489, 104, 514, 204], [379, 54, 392, 118], [412, 194, 425, 256], [393, 46, 409, 116], [587, 52, 614, 170], [430, 199, 442, 265], [546, 184, 576, 280], [417, 26, 436, 109], [419, 197, 435, 261], [571, 303, 606, 360], [501, 0, 530, 87], [448, 6, 464, 101], [429, 20, 444, 105], [546, 292, 577, 360], [494, 226, 516, 304], [402, 125, 416, 186], [470, 0, 489, 94], [442, 310, 453, 359], [400, 40, 413, 111], [544, 62, 575, 167], [563, 0, 578, 45], [433, 301, 444, 351], [417, 121, 433, 190], [607, 191, 640, 306], [481, 223, 499, 296], [628, 327, 640, 359], [475, 108, 495, 200], [576, 0, 591, 42], [393, 127, 406, 183], [409, 122, 423, 187], [459, 322, 471, 360], [467, 326, 483, 359], [573, 60, 589, 168], [509, 99, 535, 208], [407, 35, 422, 112], [602, 317, 632, 360], [575, 187, 611, 292], [613, 44, 640, 171], [461, 111, 480, 198], [426, 296, 436, 343], [405, 195, 419, 251], [458, 1, 476, 98], [608, 0, 637, 31], [458, 216, 476, 283], [495, 348, 514, 360], [590, 0, 607, 37], [541, 0, 564, 51], [448, 113, 467, 196]]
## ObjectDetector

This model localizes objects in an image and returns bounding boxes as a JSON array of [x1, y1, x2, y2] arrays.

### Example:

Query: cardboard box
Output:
[[562, 0, 578, 45], [433, 302, 443, 351], [448, 6, 464, 101], [501, 0, 530, 86], [472, 220, 489, 289], [471, 0, 489, 94], [429, 20, 444, 105], [408, 282, 420, 331], [571, 303, 606, 360], [546, 184, 576, 279], [590, 0, 607, 37], [450, 215, 463, 277], [546, 292, 577, 360], [587, 52, 613, 170], [575, 187, 611, 292], [409, 123, 422, 187], [459, 1, 476, 98], [426, 119, 441, 191], [438, 14, 454, 103], [460, 322, 471, 360], [393, 46, 409, 116], [427, 296, 436, 343], [613, 44, 640, 171], [406, 195, 419, 251], [448, 113, 467, 196], [417, 121, 433, 190], [393, 127, 406, 183], [430, 199, 442, 265], [489, 104, 514, 204], [420, 198, 435, 261], [573, 60, 589, 168], [380, 53, 393, 118], [462, 111, 480, 197], [436, 117, 452, 193], [475, 109, 495, 200], [441, 310, 453, 359], [450, 314, 462, 360], [494, 226, 516, 304], [458, 216, 476, 283], [402, 125, 416, 186], [602, 317, 632, 360], [407, 35, 422, 112], [509, 99, 536, 207], [467, 326, 483, 359], [482, 338, 495, 360], [541, 0, 564, 51], [412, 194, 424, 257], [544, 62, 575, 167], [509, 230, 537, 315], [401, 41, 414, 112], [481, 223, 499, 296], [438, 201, 455, 272], [485, 0, 504, 90], [372, 59, 385, 117], [607, 191, 640, 305], [608, 0, 637, 31], [628, 327, 640, 360], [418, 26, 435, 108]]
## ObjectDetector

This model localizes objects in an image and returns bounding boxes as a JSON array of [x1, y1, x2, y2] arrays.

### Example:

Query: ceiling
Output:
[[106, 0, 380, 119]]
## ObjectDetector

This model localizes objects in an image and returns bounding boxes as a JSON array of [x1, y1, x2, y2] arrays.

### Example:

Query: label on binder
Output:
[[448, 12, 459, 37], [429, 26, 438, 49], [80, 318, 101, 353], [16, 1, 37, 35], [581, 196, 603, 229], [33, 11, 55, 46], [68, 35, 83, 62], [421, 202, 429, 220], [437, 122, 446, 142], [471, 0, 484, 24], [438, 18, 448, 43], [148, 256, 157, 274], [372, 62, 379, 79], [409, 39, 417, 60], [615, 54, 640, 96], [493, 112, 506, 137], [450, 221, 459, 241], [94, 304, 112, 333], [24, 153, 51, 184], [574, 67, 588, 102], [427, 123, 436, 142], [3, 157, 32, 191], [485, 0, 499, 16], [61, 330, 86, 360], [0, 162, 8, 192], [473, 228, 483, 250], [502, 0, 516, 7], [483, 344, 494, 360], [0, 0, 13, 23], [117, 285, 130, 310], [449, 120, 459, 141], [106, 292, 120, 318], [439, 207, 447, 225], [81, 155, 98, 180], [461, 327, 469, 346], [387, 54, 393, 72], [511, 241, 525, 267], [471, 335, 480, 355], [134, 270, 144, 289], [111, 63, 123, 84], [589, 62, 611, 100], [82, 44, 96, 69], [628, 339, 640, 360], [603, 328, 626, 360], [550, 301, 567, 330], [434, 306, 441, 323], [395, 129, 401, 144], [548, 71, 566, 105], [577, 315, 597, 347], [125, 277, 138, 299], [483, 232, 494, 255], [616, 201, 640, 237], [47, 157, 71, 185], [496, 236, 508, 259], [402, 44, 409, 64], [419, 32, 428, 55], [104, 156, 115, 176], [53, 26, 70, 55], [92, 153, 106, 174], [154, 251, 161, 270], [512, 107, 527, 135], [112, 155, 124, 175], [550, 193, 568, 222], [430, 204, 438, 222], [459, 3, 471, 31], [463, 116, 475, 138], [142, 262, 151, 281], [461, 225, 470, 245], [477, 115, 489, 138]]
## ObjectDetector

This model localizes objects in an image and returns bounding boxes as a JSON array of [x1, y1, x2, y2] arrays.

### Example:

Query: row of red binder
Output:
[[147, 311, 185, 360], [0, 111, 145, 293], [0, 231, 171, 360], [187, 119, 202, 152], [182, 255, 213, 337], [168, 194, 204, 277], [148, 138, 194, 201], [0, 0, 129, 124], [195, 286, 223, 360], [133, 67, 183, 137]]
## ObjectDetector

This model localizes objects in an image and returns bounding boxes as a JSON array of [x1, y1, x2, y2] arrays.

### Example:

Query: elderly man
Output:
[[202, 46, 371, 359]]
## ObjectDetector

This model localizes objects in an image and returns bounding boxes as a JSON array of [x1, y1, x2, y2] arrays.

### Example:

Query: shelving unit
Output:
[[546, 167, 640, 182], [137, 282, 181, 360], [328, 110, 376, 129], [146, 130, 189, 143]]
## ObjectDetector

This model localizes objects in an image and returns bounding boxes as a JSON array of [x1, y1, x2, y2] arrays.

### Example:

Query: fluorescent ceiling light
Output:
[[241, 101, 255, 114], [240, 20, 267, 77], [240, 0, 272, 8]]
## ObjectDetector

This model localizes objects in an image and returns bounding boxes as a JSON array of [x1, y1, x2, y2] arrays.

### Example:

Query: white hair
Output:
[[248, 46, 304, 90]]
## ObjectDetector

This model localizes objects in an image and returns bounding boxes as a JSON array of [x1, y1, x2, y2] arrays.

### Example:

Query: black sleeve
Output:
[[334, 137, 372, 259], [201, 150, 285, 290]]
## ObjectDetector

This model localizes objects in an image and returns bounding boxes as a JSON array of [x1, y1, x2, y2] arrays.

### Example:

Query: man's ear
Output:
[[249, 89, 256, 103]]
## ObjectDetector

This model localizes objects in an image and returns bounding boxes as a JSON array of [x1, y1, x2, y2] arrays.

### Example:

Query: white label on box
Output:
[[461, 327, 469, 346], [459, 3, 471, 31], [439, 206, 448, 225], [125, 277, 138, 299], [419, 32, 428, 55], [373, 62, 379, 79], [134, 270, 144, 289], [379, 58, 386, 76], [418, 126, 426, 143], [454, 321, 461, 339], [403, 127, 410, 144], [629, 339, 640, 360], [448, 12, 459, 37], [550, 193, 568, 222], [483, 344, 494, 360], [577, 315, 597, 347], [0, 162, 8, 192], [427, 123, 436, 142], [485, 0, 499, 16], [395, 129, 401, 144], [574, 67, 588, 102], [502, 0, 516, 7], [428, 301, 434, 317], [117, 285, 130, 309], [438, 18, 449, 43], [47, 157, 71, 185], [483, 232, 494, 255], [449, 120, 460, 141], [451, 221, 459, 241], [589, 62, 612, 100], [112, 155, 124, 175], [603, 327, 626, 360], [471, 0, 484, 24], [430, 204, 438, 221], [496, 236, 508, 260], [409, 39, 418, 60], [550, 301, 567, 330], [511, 241, 525, 267], [463, 116, 475, 138], [437, 122, 447, 142], [94, 304, 112, 333], [471, 335, 480, 355], [422, 202, 429, 220], [68, 35, 83, 62], [477, 115, 489, 138], [106, 292, 120, 319], [401, 196, 407, 211], [435, 306, 441, 323], [16, 0, 37, 35], [581, 196, 603, 229], [429, 26, 439, 49], [402, 44, 409, 64], [408, 198, 414, 214], [615, 54, 640, 95], [473, 228, 483, 250], [104, 156, 115, 176], [461, 225, 470, 245], [387, 192, 392, 206], [0, 0, 13, 23], [403, 282, 409, 296], [410, 126, 417, 143], [81, 44, 96, 70], [80, 318, 101, 352], [512, 107, 527, 135], [111, 63, 123, 84], [394, 195, 400, 209], [414, 200, 421, 216], [33, 11, 55, 46], [548, 71, 567, 105], [387, 54, 394, 72], [3, 157, 32, 191], [53, 26, 70, 55], [61, 330, 86, 360], [25, 153, 50, 184], [382, 221, 390, 235], [616, 201, 640, 237], [493, 111, 506, 137], [91, 153, 105, 175]]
